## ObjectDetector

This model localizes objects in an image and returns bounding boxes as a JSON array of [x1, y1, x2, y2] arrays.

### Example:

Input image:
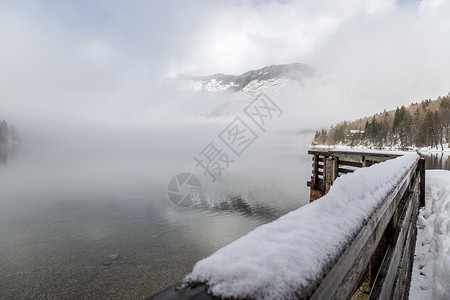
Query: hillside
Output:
[[313, 93, 450, 150], [167, 63, 314, 94]]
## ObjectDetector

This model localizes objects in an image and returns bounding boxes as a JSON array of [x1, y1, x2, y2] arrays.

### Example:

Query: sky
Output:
[[0, 0, 449, 133]]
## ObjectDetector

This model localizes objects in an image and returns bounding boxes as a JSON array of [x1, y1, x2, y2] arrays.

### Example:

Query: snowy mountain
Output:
[[164, 63, 349, 127], [168, 63, 315, 95]]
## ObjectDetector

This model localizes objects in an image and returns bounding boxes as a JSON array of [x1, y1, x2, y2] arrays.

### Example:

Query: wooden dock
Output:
[[150, 151, 426, 300], [307, 150, 409, 201]]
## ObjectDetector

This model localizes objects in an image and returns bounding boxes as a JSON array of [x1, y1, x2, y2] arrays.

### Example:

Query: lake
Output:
[[1, 133, 448, 299], [0, 123, 313, 299]]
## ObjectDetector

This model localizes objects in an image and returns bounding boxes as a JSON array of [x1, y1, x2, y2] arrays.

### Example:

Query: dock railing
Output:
[[306, 151, 425, 299], [150, 151, 426, 300], [307, 150, 414, 201]]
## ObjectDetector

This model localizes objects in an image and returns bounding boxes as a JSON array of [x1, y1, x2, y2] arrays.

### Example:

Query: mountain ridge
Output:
[[167, 63, 314, 94]]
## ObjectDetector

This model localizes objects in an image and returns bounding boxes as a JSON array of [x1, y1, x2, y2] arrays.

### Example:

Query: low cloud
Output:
[[0, 0, 449, 136]]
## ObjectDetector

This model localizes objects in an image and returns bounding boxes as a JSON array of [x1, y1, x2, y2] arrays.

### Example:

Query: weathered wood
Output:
[[310, 187, 325, 202], [364, 155, 395, 163], [368, 177, 418, 299], [333, 154, 365, 164], [419, 158, 426, 207], [393, 181, 419, 300], [330, 150, 401, 159], [339, 160, 363, 168], [308, 157, 418, 300], [325, 157, 334, 193], [152, 151, 423, 300], [308, 150, 331, 156], [369, 218, 393, 289], [338, 167, 355, 174], [308, 150, 406, 202], [312, 154, 319, 189], [319, 178, 324, 189], [311, 162, 325, 168]]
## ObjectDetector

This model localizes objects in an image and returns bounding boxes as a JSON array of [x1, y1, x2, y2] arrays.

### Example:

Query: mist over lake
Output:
[[0, 114, 317, 298]]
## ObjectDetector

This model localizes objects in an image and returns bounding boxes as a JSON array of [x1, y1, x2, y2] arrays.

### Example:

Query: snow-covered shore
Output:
[[311, 143, 450, 153], [410, 170, 450, 300]]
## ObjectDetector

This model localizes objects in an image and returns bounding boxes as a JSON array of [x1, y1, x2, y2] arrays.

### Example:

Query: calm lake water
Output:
[[0, 123, 313, 299], [1, 132, 449, 299]]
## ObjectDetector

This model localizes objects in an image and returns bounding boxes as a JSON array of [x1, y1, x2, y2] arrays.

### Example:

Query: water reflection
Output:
[[200, 193, 280, 223], [421, 152, 450, 170], [0, 142, 20, 165], [0, 136, 310, 299]]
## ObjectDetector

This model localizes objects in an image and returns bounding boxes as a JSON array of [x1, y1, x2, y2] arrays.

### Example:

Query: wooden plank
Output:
[[308, 158, 419, 300], [312, 163, 325, 169], [325, 157, 334, 193], [338, 168, 354, 174], [313, 154, 319, 189], [308, 150, 330, 156], [332, 154, 364, 164], [339, 160, 363, 168], [317, 178, 324, 191], [153, 155, 421, 300], [392, 183, 419, 300], [329, 150, 401, 159], [419, 158, 426, 207], [392, 217, 413, 300], [364, 155, 394, 163], [368, 177, 417, 299]]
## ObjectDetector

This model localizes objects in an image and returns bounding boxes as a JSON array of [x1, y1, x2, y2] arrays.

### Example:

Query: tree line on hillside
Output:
[[313, 94, 450, 149]]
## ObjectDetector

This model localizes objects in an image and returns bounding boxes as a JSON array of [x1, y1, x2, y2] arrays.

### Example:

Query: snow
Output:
[[330, 148, 411, 156], [419, 144, 450, 153], [410, 170, 450, 300], [184, 153, 419, 299], [312, 144, 450, 153]]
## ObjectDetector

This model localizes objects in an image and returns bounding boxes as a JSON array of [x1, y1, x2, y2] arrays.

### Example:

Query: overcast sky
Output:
[[0, 0, 449, 131]]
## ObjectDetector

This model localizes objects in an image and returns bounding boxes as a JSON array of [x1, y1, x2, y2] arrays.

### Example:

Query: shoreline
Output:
[[309, 144, 450, 154]]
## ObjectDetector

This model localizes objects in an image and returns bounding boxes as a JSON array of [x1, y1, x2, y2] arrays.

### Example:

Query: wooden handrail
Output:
[[150, 154, 426, 300]]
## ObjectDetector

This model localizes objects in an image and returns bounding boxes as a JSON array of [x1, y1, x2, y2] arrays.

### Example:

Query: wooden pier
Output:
[[150, 151, 426, 300], [307, 150, 407, 201], [305, 150, 425, 299]]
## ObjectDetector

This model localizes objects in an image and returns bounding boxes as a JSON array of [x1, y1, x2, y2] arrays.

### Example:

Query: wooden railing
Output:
[[307, 150, 405, 201], [149, 152, 426, 300], [307, 154, 425, 299]]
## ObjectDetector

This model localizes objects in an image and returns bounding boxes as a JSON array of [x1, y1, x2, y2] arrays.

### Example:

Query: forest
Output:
[[313, 93, 450, 149]]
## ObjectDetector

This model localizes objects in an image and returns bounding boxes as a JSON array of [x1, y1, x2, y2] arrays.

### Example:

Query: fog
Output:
[[3, 2, 450, 297], [1, 0, 450, 168]]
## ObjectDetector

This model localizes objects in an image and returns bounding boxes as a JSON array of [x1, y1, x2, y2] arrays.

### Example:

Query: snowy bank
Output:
[[410, 170, 450, 300], [184, 153, 419, 299], [311, 143, 450, 153]]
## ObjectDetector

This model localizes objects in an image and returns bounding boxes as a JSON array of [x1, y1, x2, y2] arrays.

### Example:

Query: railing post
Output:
[[333, 156, 339, 181], [419, 158, 425, 207], [313, 154, 319, 188], [325, 156, 334, 193]]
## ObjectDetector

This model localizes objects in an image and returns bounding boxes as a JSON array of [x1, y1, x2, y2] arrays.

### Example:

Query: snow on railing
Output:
[[150, 152, 423, 300]]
